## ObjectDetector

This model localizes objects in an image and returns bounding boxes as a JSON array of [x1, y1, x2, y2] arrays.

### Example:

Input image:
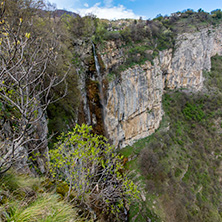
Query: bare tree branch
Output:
[[0, 3, 69, 174]]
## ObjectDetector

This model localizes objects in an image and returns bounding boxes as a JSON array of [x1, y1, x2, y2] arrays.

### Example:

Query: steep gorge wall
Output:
[[102, 26, 222, 147]]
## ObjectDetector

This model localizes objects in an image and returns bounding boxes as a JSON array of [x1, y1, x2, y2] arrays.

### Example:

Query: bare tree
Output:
[[0, 1, 68, 174]]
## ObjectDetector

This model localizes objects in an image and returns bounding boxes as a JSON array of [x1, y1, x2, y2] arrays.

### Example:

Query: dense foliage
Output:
[[50, 124, 139, 221]]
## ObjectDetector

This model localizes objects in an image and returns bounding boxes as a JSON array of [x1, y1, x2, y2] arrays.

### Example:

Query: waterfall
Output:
[[92, 42, 107, 136], [92, 43, 100, 77], [92, 43, 105, 109]]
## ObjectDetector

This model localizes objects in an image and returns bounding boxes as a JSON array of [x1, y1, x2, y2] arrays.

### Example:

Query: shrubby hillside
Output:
[[121, 55, 222, 221], [1, 0, 222, 221]]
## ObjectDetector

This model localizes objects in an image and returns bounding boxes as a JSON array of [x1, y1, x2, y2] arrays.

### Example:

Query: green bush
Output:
[[104, 31, 121, 40], [183, 102, 205, 121], [49, 124, 139, 220]]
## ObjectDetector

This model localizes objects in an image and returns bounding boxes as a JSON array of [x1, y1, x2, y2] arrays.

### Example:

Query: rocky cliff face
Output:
[[166, 26, 222, 90], [102, 26, 222, 147], [105, 58, 164, 147], [100, 40, 125, 72]]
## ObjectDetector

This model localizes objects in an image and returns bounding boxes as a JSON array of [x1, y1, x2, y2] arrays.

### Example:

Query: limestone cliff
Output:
[[102, 25, 222, 147]]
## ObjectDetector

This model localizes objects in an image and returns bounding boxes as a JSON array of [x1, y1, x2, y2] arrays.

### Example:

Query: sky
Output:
[[48, 0, 222, 20]]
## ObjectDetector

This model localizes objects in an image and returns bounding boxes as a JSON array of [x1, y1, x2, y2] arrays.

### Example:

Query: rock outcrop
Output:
[[105, 58, 164, 147], [102, 26, 222, 147]]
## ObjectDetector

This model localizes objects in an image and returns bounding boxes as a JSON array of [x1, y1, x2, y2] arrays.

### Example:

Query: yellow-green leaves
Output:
[[25, 33, 31, 39], [2, 32, 8, 36], [49, 124, 139, 218]]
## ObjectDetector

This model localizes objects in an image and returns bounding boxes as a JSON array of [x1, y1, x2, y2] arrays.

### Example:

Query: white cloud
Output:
[[74, 3, 140, 20], [84, 3, 89, 7]]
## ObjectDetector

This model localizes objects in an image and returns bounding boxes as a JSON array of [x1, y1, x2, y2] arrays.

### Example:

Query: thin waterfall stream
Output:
[[92, 43, 107, 137], [92, 43, 105, 108]]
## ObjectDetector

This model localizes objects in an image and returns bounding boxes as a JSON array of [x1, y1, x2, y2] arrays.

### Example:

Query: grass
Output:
[[0, 172, 82, 222], [6, 194, 77, 222]]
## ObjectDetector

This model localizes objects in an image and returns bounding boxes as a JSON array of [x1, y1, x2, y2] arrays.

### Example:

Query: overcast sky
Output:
[[48, 0, 222, 20]]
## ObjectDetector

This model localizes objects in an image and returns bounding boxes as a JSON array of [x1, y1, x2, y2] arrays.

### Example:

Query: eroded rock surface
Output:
[[103, 26, 222, 147]]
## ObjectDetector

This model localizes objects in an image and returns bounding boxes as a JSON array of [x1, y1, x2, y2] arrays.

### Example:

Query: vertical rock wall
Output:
[[105, 58, 165, 147], [103, 26, 222, 147]]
